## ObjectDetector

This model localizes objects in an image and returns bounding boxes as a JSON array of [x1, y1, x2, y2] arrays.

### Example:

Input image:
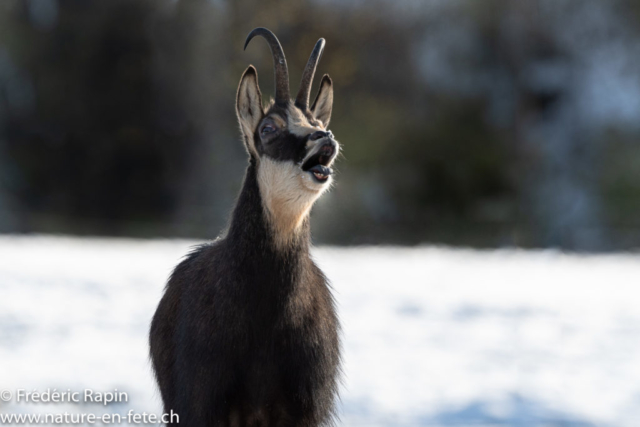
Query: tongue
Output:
[[309, 164, 332, 176]]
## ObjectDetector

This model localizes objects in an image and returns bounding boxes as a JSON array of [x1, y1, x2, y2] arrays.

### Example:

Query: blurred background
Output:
[[2, 2, 640, 427], [2, 0, 640, 251]]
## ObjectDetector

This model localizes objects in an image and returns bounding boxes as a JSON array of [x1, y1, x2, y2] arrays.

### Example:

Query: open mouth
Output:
[[301, 144, 335, 183]]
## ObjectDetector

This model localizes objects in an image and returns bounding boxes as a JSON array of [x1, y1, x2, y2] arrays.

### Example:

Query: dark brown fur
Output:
[[149, 28, 341, 427]]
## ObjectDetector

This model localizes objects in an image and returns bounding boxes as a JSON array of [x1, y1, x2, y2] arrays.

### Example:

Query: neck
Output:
[[227, 160, 311, 256]]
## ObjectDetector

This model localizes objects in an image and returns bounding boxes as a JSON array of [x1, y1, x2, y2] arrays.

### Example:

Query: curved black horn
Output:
[[244, 28, 290, 105], [295, 38, 325, 109]]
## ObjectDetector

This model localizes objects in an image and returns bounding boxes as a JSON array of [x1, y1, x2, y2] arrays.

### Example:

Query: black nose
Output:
[[309, 131, 329, 141]]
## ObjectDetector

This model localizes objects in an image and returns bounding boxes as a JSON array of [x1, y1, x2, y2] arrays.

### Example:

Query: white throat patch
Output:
[[257, 157, 331, 248]]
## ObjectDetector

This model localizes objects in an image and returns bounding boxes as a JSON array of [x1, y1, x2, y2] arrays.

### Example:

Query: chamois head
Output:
[[236, 28, 339, 243]]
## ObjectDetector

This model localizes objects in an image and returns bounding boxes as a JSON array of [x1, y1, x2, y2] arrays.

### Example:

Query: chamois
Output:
[[149, 28, 341, 427]]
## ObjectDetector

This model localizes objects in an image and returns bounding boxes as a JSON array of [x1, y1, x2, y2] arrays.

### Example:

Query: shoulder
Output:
[[167, 239, 227, 285]]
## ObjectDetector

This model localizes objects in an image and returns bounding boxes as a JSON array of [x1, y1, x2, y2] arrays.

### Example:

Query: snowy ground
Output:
[[1, 236, 640, 426]]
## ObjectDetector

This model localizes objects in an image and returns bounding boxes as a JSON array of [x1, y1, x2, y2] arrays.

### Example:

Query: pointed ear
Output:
[[310, 74, 333, 127], [236, 65, 263, 157]]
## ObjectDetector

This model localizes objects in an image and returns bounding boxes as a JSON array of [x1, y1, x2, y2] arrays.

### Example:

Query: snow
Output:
[[1, 235, 639, 426]]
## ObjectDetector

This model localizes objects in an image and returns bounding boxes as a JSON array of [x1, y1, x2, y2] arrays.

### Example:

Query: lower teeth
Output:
[[314, 172, 326, 180]]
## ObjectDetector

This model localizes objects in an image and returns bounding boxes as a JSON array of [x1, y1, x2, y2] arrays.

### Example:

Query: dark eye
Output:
[[261, 124, 276, 135]]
